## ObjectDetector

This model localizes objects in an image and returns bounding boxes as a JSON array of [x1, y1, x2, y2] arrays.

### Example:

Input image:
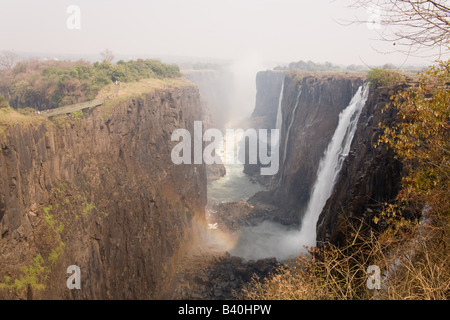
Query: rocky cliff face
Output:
[[248, 72, 365, 224], [0, 80, 207, 299], [316, 86, 403, 245], [250, 70, 285, 130]]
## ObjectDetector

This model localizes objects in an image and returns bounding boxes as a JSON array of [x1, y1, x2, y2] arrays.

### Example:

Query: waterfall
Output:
[[230, 84, 370, 261], [298, 84, 369, 247], [282, 88, 302, 166], [275, 79, 284, 131]]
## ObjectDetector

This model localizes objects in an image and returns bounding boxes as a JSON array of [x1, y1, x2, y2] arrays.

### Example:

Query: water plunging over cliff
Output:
[[282, 88, 302, 167], [298, 84, 369, 247], [231, 84, 369, 261], [275, 79, 284, 132]]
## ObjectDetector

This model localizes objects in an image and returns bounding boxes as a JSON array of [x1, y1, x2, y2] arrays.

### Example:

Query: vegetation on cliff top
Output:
[[0, 107, 45, 138], [275, 60, 342, 72], [243, 60, 449, 300], [367, 68, 407, 89], [0, 58, 180, 111]]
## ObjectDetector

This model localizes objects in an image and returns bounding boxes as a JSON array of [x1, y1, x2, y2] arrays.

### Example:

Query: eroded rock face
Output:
[[250, 70, 285, 130], [0, 82, 207, 299]]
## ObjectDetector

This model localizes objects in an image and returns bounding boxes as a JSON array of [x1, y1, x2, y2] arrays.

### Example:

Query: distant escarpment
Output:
[[0, 79, 207, 299]]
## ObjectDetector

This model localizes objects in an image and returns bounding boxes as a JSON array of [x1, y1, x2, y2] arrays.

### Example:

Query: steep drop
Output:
[[298, 84, 369, 247]]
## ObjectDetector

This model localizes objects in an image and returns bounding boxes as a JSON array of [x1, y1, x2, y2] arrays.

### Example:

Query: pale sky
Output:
[[0, 0, 444, 67]]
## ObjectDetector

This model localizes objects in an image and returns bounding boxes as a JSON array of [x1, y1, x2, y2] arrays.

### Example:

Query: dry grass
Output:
[[96, 77, 193, 118], [96, 77, 192, 101], [0, 107, 45, 138], [241, 214, 449, 300]]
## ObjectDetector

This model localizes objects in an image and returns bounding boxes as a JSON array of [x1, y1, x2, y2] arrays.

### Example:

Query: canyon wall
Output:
[[0, 79, 207, 299]]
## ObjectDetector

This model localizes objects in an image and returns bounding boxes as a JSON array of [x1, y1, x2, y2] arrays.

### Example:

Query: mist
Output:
[[226, 53, 269, 127], [230, 221, 307, 261], [1, 0, 442, 67]]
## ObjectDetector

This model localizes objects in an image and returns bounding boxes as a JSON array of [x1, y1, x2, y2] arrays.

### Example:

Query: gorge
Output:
[[0, 66, 405, 300]]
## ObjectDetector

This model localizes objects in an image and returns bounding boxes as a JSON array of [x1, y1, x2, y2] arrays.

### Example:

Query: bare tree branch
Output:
[[100, 49, 115, 63], [350, 0, 450, 57], [0, 51, 19, 70]]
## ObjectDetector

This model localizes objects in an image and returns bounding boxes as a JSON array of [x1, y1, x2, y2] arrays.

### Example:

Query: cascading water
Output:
[[275, 79, 285, 132], [231, 84, 369, 261], [282, 88, 302, 166], [298, 84, 370, 247]]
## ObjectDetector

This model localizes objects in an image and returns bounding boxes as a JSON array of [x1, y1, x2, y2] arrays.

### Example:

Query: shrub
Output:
[[2, 59, 181, 110], [71, 110, 84, 119], [367, 68, 406, 88]]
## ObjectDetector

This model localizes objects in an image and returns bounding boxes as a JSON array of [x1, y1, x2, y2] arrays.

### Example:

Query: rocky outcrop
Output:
[[0, 80, 207, 299], [173, 250, 278, 300], [316, 86, 404, 245]]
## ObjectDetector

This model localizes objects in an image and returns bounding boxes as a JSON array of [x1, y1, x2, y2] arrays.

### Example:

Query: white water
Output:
[[282, 89, 302, 166], [298, 84, 369, 247], [230, 84, 369, 261], [275, 79, 284, 131], [207, 127, 266, 203]]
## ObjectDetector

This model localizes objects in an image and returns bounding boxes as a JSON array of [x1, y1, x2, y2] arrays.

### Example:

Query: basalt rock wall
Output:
[[0, 80, 207, 299]]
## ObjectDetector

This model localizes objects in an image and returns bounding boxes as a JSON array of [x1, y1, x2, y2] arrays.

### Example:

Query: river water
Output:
[[207, 129, 266, 204]]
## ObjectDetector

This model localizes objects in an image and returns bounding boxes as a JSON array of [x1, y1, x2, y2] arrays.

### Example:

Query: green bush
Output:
[[2, 59, 181, 110], [367, 68, 406, 89], [71, 110, 84, 119]]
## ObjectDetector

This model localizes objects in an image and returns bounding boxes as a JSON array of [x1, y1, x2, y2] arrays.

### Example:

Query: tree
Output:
[[351, 0, 450, 56], [367, 68, 406, 88], [0, 51, 19, 70], [100, 49, 114, 63], [379, 60, 449, 215]]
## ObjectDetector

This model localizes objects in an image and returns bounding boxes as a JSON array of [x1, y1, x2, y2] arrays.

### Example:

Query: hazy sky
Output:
[[0, 0, 444, 66]]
